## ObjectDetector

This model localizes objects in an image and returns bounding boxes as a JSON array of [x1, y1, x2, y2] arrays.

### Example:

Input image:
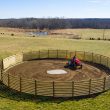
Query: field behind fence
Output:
[[0, 50, 110, 97]]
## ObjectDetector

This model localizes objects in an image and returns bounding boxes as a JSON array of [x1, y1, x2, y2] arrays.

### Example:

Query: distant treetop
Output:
[[0, 18, 110, 29]]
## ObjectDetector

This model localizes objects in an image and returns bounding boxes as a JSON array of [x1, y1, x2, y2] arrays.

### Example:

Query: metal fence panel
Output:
[[48, 50, 57, 58], [37, 81, 53, 96], [54, 81, 72, 97], [23, 51, 39, 61], [9, 75, 20, 91], [91, 79, 104, 94], [57, 50, 67, 59], [93, 54, 101, 64], [84, 52, 93, 62], [105, 76, 110, 90], [100, 56, 108, 67], [39, 50, 48, 58], [108, 58, 110, 69], [74, 80, 89, 96], [76, 51, 85, 60], [69, 51, 76, 59], [21, 78, 35, 95], [2, 73, 8, 86]]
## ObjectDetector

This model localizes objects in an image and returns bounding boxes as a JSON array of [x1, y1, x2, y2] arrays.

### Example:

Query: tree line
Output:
[[0, 18, 110, 29]]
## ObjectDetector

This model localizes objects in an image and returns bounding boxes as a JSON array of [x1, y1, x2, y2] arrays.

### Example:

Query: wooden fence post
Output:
[[57, 50, 58, 59], [1, 69, 3, 82], [39, 50, 40, 59], [107, 57, 109, 67], [8, 74, 10, 87], [35, 80, 37, 95], [103, 77, 106, 91], [70, 52, 72, 58], [100, 55, 102, 64], [108, 57, 110, 69], [20, 77, 22, 92], [53, 81, 55, 97], [72, 81, 74, 98], [48, 50, 49, 58], [89, 79, 91, 95], [66, 50, 68, 58], [92, 53, 94, 62], [1, 59, 4, 82], [75, 51, 76, 56], [83, 51, 85, 61]]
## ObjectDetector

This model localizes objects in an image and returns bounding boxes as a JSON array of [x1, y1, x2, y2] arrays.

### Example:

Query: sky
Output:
[[0, 0, 110, 19]]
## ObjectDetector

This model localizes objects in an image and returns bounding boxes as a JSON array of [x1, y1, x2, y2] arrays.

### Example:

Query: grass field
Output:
[[0, 36, 110, 59], [0, 27, 110, 110], [1, 27, 110, 40], [51, 29, 110, 40]]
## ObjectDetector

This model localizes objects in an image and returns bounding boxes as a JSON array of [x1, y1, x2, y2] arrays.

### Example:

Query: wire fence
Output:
[[0, 50, 110, 97]]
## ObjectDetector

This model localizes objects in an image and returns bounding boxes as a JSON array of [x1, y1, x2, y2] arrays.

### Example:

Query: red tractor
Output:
[[64, 56, 82, 69]]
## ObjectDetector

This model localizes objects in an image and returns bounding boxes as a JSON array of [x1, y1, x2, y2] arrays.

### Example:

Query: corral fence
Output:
[[0, 50, 110, 97]]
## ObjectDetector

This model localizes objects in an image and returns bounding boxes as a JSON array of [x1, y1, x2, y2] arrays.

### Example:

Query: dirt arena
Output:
[[6, 59, 109, 81]]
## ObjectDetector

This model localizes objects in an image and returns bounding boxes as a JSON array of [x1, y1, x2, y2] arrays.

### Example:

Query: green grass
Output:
[[0, 36, 110, 59], [0, 28, 110, 110], [0, 83, 110, 110]]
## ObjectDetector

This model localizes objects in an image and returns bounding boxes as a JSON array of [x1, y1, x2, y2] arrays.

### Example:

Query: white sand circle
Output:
[[47, 69, 68, 75]]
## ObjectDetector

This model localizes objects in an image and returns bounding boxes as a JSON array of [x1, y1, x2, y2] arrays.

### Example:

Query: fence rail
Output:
[[0, 60, 2, 81], [0, 50, 110, 97]]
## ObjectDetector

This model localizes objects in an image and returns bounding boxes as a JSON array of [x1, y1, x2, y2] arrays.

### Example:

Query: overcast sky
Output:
[[0, 0, 110, 18]]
